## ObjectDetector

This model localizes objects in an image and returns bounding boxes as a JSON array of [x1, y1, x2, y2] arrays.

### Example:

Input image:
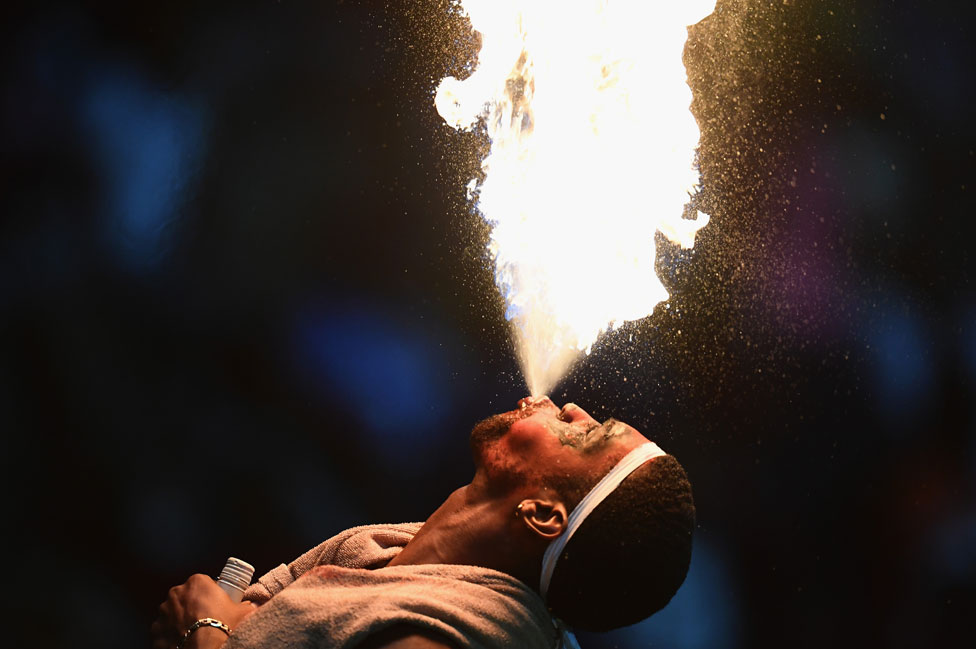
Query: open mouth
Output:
[[516, 396, 555, 419]]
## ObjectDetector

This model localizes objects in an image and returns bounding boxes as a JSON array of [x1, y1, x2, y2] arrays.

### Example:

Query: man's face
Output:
[[469, 396, 651, 497]]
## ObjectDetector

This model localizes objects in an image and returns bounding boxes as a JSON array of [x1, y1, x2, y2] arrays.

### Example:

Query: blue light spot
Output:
[[580, 534, 740, 649], [868, 307, 934, 423], [296, 304, 453, 466], [81, 67, 206, 269]]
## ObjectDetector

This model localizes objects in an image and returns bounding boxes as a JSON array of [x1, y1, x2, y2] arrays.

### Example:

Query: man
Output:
[[153, 397, 695, 649]]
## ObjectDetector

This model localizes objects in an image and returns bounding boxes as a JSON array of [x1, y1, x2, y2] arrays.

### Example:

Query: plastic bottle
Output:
[[216, 557, 255, 603]]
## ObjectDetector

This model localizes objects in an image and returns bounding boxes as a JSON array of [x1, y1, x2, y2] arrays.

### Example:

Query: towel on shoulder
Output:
[[224, 523, 557, 649]]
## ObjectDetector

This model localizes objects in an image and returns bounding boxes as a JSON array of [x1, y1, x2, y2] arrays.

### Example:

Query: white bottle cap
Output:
[[216, 557, 255, 602]]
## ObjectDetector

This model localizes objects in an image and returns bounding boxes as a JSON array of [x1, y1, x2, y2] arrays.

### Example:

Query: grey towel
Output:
[[225, 523, 557, 649]]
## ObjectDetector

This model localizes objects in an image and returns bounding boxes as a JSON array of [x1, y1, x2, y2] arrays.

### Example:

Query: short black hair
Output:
[[545, 454, 696, 632]]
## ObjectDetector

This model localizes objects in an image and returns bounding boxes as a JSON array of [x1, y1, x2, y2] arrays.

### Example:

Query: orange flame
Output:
[[437, 0, 715, 395]]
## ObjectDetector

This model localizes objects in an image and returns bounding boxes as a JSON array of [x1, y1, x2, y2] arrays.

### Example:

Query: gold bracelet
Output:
[[176, 617, 232, 649]]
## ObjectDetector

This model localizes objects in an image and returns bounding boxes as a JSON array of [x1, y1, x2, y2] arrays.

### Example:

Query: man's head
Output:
[[469, 397, 696, 631]]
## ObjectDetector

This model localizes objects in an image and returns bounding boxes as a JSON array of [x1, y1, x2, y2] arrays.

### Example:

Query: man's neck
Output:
[[387, 484, 539, 589]]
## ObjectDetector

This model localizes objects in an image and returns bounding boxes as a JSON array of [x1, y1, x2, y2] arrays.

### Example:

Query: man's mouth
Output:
[[516, 395, 555, 418]]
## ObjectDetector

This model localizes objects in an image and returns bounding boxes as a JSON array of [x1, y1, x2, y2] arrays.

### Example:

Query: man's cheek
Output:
[[505, 430, 540, 457]]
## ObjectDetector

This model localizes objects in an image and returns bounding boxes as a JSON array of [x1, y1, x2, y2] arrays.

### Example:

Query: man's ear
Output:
[[517, 499, 569, 540]]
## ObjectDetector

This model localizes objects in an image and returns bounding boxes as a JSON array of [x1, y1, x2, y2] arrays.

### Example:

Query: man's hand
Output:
[[151, 574, 258, 649]]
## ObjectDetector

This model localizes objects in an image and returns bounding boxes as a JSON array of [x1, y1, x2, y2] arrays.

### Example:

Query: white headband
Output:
[[539, 441, 667, 600]]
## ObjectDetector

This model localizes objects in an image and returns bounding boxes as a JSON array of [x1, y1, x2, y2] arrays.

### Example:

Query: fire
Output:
[[436, 0, 715, 396]]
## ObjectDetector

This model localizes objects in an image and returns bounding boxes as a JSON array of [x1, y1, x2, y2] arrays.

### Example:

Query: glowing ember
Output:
[[437, 0, 715, 396]]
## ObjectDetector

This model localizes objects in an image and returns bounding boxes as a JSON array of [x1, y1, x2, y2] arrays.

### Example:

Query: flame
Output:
[[437, 0, 715, 396]]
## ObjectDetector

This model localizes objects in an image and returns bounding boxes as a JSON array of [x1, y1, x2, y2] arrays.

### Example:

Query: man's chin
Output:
[[469, 412, 515, 452]]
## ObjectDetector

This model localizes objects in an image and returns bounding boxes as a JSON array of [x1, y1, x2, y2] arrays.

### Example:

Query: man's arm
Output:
[[356, 625, 460, 649], [153, 577, 459, 649]]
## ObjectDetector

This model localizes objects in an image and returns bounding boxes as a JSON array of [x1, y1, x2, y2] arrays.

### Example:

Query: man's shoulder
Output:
[[355, 624, 459, 649]]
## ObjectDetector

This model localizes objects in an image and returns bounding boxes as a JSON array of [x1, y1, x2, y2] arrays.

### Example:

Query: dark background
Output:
[[2, 1, 973, 647]]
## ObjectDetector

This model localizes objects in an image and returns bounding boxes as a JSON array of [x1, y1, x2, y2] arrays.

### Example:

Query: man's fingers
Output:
[[186, 573, 215, 587], [166, 584, 184, 612]]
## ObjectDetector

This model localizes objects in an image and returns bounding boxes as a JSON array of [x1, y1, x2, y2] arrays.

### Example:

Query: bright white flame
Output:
[[437, 0, 715, 396]]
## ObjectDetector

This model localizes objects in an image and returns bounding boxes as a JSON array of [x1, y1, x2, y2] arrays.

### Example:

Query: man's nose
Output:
[[558, 402, 597, 425]]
